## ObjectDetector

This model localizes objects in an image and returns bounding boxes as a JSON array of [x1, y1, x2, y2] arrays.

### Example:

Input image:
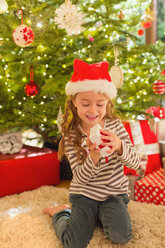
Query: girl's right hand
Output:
[[86, 137, 101, 166]]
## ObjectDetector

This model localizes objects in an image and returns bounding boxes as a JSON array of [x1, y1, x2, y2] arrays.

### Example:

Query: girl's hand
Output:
[[86, 137, 101, 165], [100, 129, 123, 156]]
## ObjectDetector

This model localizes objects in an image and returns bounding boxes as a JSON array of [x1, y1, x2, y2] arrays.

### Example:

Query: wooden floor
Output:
[[56, 180, 71, 189]]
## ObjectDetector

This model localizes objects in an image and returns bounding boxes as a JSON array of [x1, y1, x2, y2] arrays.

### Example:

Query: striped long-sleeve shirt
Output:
[[65, 118, 140, 201]]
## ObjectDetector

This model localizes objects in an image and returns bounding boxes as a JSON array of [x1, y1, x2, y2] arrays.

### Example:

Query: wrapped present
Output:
[[124, 120, 162, 175], [0, 132, 22, 154], [162, 157, 165, 174], [135, 168, 165, 205], [126, 167, 144, 200], [89, 124, 112, 157], [0, 145, 60, 197]]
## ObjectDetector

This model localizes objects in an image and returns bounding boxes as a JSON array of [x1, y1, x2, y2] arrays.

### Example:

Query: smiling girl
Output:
[[44, 59, 140, 248]]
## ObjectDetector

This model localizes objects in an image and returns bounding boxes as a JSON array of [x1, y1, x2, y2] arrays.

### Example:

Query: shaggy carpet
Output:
[[0, 186, 164, 248]]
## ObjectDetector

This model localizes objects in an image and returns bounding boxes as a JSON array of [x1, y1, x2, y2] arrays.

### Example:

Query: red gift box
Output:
[[124, 120, 162, 175], [135, 168, 165, 205], [0, 145, 60, 197]]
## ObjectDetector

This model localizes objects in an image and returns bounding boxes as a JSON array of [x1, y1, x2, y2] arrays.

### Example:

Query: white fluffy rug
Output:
[[0, 186, 165, 248]]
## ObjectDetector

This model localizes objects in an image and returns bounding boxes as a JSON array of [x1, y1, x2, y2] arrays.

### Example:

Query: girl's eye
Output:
[[82, 104, 89, 107], [97, 104, 103, 107]]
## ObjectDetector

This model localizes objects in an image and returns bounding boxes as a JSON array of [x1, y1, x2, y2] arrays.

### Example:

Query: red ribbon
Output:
[[30, 66, 34, 82]]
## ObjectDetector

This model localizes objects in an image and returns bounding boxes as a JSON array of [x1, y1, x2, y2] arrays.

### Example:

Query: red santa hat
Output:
[[65, 59, 117, 99]]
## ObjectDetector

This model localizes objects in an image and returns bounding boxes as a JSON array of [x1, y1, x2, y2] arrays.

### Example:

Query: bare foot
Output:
[[43, 204, 70, 217]]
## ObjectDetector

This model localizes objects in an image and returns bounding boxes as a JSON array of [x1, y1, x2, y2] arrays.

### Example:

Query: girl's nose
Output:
[[89, 104, 96, 113]]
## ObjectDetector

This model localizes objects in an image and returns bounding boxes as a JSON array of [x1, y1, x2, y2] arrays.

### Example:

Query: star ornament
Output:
[[54, 1, 86, 35]]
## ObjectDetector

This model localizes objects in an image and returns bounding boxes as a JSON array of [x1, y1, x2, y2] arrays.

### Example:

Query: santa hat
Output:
[[65, 59, 117, 99]]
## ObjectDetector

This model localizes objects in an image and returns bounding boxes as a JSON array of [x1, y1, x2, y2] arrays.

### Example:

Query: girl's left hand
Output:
[[100, 129, 123, 155]]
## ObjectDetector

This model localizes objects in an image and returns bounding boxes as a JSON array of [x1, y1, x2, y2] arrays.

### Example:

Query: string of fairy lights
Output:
[[0, 0, 165, 132]]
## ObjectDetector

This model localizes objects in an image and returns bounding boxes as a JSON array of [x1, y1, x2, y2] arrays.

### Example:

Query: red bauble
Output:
[[137, 28, 144, 36], [152, 80, 165, 95], [25, 80, 39, 97], [89, 36, 94, 42], [161, 69, 165, 75], [141, 20, 152, 29], [118, 10, 124, 20]]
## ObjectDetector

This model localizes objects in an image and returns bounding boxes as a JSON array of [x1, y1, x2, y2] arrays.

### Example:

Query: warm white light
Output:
[[0, 0, 8, 14], [37, 22, 43, 28]]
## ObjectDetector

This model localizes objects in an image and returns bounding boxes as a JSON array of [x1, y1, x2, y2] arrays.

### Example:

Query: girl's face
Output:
[[72, 91, 108, 132]]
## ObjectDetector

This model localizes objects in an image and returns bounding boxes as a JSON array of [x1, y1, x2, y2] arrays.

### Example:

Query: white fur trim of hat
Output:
[[65, 79, 117, 99]]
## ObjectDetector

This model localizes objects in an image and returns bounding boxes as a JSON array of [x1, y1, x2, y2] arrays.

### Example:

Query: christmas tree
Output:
[[0, 0, 165, 142]]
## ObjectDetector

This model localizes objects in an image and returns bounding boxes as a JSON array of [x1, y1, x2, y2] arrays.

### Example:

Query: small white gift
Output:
[[89, 124, 111, 157]]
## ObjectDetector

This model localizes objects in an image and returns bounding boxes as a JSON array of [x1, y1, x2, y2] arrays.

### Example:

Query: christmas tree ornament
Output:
[[13, 24, 34, 47], [54, 0, 86, 35], [13, 9, 34, 47], [118, 10, 124, 20], [161, 69, 165, 75], [109, 46, 123, 89], [109, 66, 123, 89], [57, 106, 63, 133], [0, 0, 8, 14], [152, 80, 165, 95], [141, 20, 152, 29], [137, 28, 144, 36], [145, 7, 154, 21], [89, 36, 94, 42], [140, 7, 153, 30], [25, 66, 39, 97]]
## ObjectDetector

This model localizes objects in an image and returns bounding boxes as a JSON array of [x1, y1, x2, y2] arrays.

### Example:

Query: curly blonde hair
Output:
[[58, 95, 120, 162]]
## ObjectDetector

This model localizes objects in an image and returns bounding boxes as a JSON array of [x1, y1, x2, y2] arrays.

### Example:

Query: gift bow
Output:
[[130, 122, 159, 155]]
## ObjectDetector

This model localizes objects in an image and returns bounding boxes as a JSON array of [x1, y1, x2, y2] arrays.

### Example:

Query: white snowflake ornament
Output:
[[54, 0, 86, 35]]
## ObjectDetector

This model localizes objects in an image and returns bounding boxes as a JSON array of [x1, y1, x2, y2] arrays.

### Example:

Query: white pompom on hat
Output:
[[65, 59, 117, 99]]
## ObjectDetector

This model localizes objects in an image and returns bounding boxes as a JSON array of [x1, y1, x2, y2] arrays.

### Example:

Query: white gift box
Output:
[[89, 124, 110, 157]]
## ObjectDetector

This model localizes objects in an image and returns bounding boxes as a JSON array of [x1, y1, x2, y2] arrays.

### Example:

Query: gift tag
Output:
[[109, 66, 123, 89]]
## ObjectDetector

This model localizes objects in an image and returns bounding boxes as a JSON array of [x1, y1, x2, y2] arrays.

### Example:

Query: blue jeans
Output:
[[52, 194, 132, 248]]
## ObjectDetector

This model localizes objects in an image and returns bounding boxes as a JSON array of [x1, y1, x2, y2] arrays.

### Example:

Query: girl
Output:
[[44, 59, 140, 248]]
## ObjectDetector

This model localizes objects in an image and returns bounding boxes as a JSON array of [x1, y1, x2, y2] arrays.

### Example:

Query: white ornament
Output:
[[57, 106, 63, 133], [54, 0, 86, 35], [0, 0, 8, 14], [109, 66, 123, 89], [13, 24, 34, 48]]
